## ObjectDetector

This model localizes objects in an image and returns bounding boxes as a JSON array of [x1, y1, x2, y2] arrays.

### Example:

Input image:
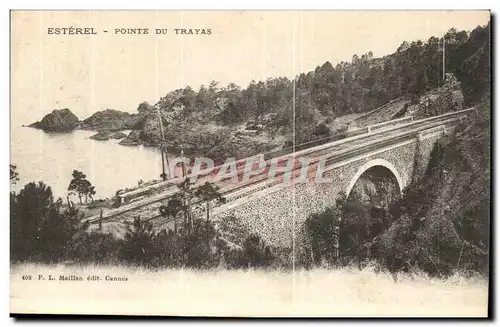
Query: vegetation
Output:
[[194, 182, 226, 223], [9, 181, 272, 269], [10, 23, 490, 277], [145, 23, 490, 154], [10, 181, 88, 263], [10, 164, 19, 184], [10, 111, 491, 276], [302, 88, 490, 277], [68, 170, 96, 204], [9, 172, 263, 269], [224, 234, 275, 269], [159, 193, 183, 232]]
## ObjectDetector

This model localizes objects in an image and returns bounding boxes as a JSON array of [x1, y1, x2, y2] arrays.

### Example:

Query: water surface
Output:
[[11, 125, 165, 199]]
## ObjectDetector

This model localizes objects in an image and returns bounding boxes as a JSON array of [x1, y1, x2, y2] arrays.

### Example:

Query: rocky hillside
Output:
[[372, 88, 490, 276], [114, 23, 489, 159], [354, 73, 465, 126], [26, 22, 489, 163]]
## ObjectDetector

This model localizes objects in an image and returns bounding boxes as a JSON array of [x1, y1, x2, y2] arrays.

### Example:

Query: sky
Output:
[[11, 10, 490, 125]]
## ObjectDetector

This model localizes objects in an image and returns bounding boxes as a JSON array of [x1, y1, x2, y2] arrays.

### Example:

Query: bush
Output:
[[10, 182, 85, 263], [70, 231, 123, 265], [184, 220, 223, 269], [118, 217, 225, 269], [225, 234, 274, 269], [10, 179, 237, 269], [283, 140, 293, 148], [120, 218, 158, 267], [304, 207, 340, 265], [313, 123, 331, 138]]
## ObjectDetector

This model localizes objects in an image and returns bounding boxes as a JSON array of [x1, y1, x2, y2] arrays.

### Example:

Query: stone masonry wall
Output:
[[211, 138, 425, 247]]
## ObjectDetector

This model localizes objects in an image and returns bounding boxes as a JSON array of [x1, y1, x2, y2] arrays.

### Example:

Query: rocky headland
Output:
[[28, 107, 149, 138]]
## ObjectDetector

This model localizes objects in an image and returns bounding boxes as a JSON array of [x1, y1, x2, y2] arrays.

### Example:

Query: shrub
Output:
[[184, 219, 223, 269], [225, 234, 274, 269], [313, 123, 331, 138], [10, 182, 85, 263], [70, 231, 122, 264], [120, 217, 158, 267], [304, 207, 340, 265]]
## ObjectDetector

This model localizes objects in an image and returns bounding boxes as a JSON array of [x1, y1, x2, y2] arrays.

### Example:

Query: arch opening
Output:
[[337, 159, 404, 262], [345, 159, 403, 207]]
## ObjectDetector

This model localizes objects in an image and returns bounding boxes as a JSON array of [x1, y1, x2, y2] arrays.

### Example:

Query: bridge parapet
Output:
[[418, 125, 446, 140], [368, 116, 413, 133], [85, 107, 477, 226], [117, 108, 474, 205]]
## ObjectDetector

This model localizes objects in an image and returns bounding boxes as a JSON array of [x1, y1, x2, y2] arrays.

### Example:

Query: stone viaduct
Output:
[[86, 108, 476, 247]]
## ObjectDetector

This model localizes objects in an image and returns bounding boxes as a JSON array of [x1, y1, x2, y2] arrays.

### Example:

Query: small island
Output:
[[89, 131, 128, 141], [27, 108, 146, 144], [28, 108, 79, 132]]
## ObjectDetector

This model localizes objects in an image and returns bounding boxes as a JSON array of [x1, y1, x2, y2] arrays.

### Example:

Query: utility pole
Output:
[[99, 209, 103, 231], [442, 38, 446, 81], [180, 149, 193, 231], [181, 149, 187, 177], [156, 108, 170, 181]]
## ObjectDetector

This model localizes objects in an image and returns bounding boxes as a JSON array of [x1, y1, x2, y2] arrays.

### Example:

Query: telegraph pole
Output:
[[156, 108, 170, 181], [442, 38, 446, 81], [180, 149, 187, 177], [180, 149, 193, 231]]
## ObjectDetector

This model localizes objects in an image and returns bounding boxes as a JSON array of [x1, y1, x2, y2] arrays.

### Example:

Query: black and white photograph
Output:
[[9, 10, 491, 317]]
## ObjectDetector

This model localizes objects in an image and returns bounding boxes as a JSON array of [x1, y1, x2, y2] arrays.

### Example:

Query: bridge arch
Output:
[[345, 158, 404, 200]]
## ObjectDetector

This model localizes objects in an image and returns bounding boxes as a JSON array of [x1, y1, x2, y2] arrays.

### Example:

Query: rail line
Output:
[[84, 108, 475, 225]]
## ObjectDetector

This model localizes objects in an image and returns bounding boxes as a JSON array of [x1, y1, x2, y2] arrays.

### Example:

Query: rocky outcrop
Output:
[[80, 109, 145, 131], [27, 107, 148, 133], [118, 130, 142, 146], [399, 73, 465, 120], [89, 131, 128, 141], [29, 108, 79, 132], [137, 114, 165, 145], [353, 73, 466, 125]]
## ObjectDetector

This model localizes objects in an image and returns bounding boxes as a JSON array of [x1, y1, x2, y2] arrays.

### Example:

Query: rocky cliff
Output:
[[354, 73, 465, 126], [29, 108, 79, 132]]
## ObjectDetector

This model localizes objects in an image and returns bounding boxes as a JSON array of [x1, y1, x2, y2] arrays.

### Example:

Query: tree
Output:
[[120, 217, 157, 266], [177, 177, 195, 231], [159, 193, 184, 232], [208, 80, 219, 93], [68, 170, 96, 204], [242, 234, 274, 268], [305, 206, 341, 265], [137, 101, 153, 113], [10, 164, 19, 184], [339, 193, 374, 267], [183, 219, 223, 269], [194, 182, 226, 224], [10, 181, 86, 262], [397, 41, 410, 52]]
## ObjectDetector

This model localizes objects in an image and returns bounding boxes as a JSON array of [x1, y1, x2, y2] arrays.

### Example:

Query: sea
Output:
[[11, 124, 166, 199]]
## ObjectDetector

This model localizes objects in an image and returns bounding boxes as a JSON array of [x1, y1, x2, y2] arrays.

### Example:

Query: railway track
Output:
[[84, 108, 475, 226]]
